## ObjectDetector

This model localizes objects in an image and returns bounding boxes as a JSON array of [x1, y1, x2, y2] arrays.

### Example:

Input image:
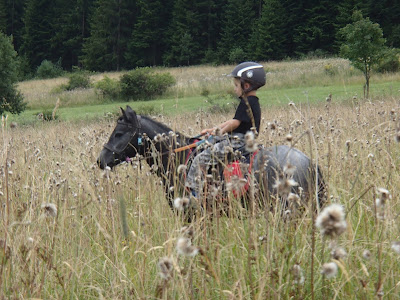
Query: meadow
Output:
[[0, 58, 400, 299]]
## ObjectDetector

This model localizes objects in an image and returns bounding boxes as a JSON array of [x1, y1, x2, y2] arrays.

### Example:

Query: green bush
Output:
[[94, 76, 121, 100], [120, 68, 176, 101], [64, 72, 91, 90], [36, 60, 64, 79], [375, 48, 400, 73]]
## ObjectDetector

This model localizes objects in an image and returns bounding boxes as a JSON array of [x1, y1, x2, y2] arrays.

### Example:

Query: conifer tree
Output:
[[0, 33, 26, 115], [217, 0, 255, 63], [126, 0, 165, 67], [22, 0, 55, 69], [254, 0, 286, 61]]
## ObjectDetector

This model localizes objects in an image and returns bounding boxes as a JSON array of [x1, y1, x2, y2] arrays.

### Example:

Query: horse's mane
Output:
[[140, 115, 174, 133], [140, 115, 191, 144]]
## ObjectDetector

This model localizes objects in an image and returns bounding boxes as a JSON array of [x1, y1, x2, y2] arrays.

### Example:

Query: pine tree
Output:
[[164, 0, 204, 66], [126, 0, 165, 67], [369, 0, 400, 47], [51, 0, 94, 69], [0, 32, 26, 115], [22, 0, 55, 70], [217, 0, 255, 63], [82, 0, 136, 71], [254, 0, 286, 61]]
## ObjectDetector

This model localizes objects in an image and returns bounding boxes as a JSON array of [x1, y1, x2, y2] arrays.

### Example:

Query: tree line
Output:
[[1, 0, 399, 74]]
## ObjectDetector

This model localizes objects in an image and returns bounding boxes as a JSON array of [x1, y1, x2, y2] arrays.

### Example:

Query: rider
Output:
[[185, 61, 266, 198]]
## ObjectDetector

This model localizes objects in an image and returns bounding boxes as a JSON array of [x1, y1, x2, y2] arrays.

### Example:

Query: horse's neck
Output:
[[140, 117, 191, 169]]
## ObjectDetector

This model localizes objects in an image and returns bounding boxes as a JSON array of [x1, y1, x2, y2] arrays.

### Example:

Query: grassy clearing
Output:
[[10, 57, 400, 125], [1, 95, 400, 298]]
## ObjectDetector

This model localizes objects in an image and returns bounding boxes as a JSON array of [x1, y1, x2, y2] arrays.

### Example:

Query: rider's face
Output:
[[233, 78, 242, 97]]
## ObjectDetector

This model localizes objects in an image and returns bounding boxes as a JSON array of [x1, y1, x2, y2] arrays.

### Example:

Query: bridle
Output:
[[103, 117, 143, 156]]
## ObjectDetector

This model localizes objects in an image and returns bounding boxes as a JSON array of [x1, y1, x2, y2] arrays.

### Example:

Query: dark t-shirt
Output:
[[232, 96, 261, 134]]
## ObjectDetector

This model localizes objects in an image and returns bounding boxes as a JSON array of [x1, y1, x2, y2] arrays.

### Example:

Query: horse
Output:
[[97, 106, 325, 215]]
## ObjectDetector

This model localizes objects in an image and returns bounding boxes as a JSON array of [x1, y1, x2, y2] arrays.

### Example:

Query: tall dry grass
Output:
[[1, 94, 399, 298], [19, 58, 397, 110]]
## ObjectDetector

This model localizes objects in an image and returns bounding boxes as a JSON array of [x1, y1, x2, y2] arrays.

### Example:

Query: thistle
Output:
[[321, 262, 338, 279], [176, 237, 200, 257], [158, 257, 174, 280], [41, 203, 57, 218], [173, 197, 190, 211], [315, 204, 347, 238]]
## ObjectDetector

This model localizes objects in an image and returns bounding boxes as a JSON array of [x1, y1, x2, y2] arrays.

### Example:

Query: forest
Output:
[[1, 0, 399, 73]]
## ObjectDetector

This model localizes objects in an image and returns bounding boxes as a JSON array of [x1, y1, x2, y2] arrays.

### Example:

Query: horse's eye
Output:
[[114, 132, 124, 138]]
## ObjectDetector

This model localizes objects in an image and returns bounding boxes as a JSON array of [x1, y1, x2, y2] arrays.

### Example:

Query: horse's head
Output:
[[97, 106, 142, 169]]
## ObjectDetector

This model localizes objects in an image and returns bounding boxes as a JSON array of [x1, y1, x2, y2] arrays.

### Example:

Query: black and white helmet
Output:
[[231, 62, 266, 92]]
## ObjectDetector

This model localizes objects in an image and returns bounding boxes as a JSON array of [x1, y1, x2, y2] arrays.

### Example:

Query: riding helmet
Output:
[[231, 62, 266, 91]]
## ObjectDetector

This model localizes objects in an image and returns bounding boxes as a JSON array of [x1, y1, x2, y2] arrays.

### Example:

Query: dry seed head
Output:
[[180, 226, 194, 239], [292, 264, 305, 285], [315, 204, 347, 238], [362, 249, 371, 260], [173, 197, 190, 211], [158, 257, 174, 280], [41, 203, 57, 218], [376, 187, 390, 202], [283, 163, 296, 176], [273, 174, 298, 197], [391, 241, 400, 254], [176, 237, 200, 257], [331, 247, 347, 260], [177, 164, 187, 174], [321, 262, 338, 279]]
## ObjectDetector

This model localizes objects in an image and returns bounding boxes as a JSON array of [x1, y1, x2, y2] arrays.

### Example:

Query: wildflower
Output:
[[321, 262, 338, 279], [287, 193, 300, 203], [177, 164, 187, 174], [154, 134, 163, 143], [173, 197, 190, 211], [315, 204, 347, 238], [41, 203, 57, 218], [292, 264, 305, 285], [376, 188, 390, 203], [273, 174, 298, 197], [245, 131, 258, 152], [176, 237, 200, 257], [283, 163, 296, 176], [158, 257, 174, 280], [391, 241, 400, 254], [331, 247, 347, 260], [180, 226, 194, 239], [362, 249, 371, 260]]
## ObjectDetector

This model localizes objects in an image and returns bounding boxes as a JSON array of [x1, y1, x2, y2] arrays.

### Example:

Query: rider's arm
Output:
[[201, 119, 241, 135]]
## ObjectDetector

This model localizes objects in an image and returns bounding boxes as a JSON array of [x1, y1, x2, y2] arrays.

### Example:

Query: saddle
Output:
[[185, 140, 259, 198]]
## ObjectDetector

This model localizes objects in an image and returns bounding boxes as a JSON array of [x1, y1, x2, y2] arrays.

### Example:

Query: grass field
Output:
[[1, 58, 400, 299]]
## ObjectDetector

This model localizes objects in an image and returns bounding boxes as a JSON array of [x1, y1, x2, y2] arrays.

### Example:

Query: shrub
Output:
[[36, 60, 64, 79], [64, 72, 91, 90], [375, 48, 400, 73], [120, 68, 175, 101], [94, 76, 121, 100]]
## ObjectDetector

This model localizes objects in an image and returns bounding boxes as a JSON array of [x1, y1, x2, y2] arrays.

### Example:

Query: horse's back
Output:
[[253, 145, 324, 199]]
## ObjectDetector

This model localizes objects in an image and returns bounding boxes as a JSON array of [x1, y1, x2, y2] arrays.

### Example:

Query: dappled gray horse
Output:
[[97, 106, 325, 211]]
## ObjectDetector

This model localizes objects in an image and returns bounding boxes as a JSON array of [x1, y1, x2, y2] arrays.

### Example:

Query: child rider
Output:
[[185, 61, 266, 198]]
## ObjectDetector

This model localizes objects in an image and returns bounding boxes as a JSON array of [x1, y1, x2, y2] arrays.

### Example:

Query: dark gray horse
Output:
[[97, 106, 325, 211]]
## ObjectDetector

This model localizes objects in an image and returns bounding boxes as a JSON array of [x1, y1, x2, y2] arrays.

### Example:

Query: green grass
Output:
[[8, 79, 400, 125]]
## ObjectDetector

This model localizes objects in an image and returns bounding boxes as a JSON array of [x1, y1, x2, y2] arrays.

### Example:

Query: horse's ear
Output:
[[120, 107, 128, 121]]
